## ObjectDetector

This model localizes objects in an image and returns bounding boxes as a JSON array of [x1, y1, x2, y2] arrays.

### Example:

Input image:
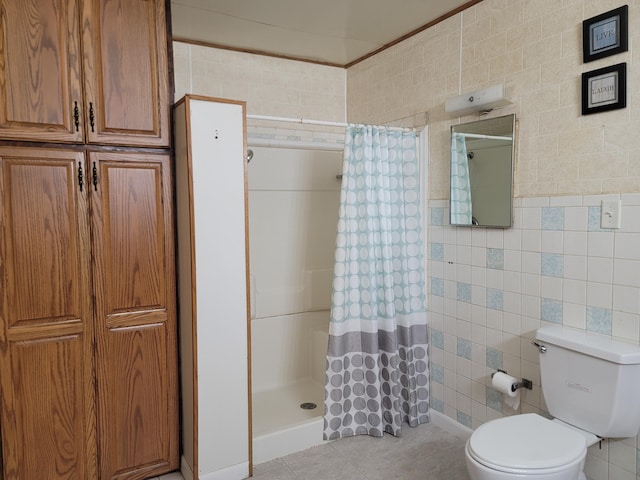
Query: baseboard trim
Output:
[[430, 410, 473, 440], [199, 462, 249, 480], [180, 454, 249, 480], [181, 456, 194, 480]]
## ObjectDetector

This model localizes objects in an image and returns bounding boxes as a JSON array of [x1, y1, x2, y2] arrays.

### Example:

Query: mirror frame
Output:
[[450, 114, 515, 228]]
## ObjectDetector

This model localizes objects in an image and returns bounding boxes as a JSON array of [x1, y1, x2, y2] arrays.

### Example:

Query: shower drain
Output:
[[300, 402, 317, 410]]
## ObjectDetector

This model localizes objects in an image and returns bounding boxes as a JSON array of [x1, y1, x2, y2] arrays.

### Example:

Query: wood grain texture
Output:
[[11, 335, 86, 480], [0, 1, 175, 477], [172, 100, 197, 475], [241, 101, 253, 476], [82, 0, 170, 147], [89, 151, 178, 480], [0, 147, 96, 480], [0, 0, 171, 146], [0, 0, 84, 143]]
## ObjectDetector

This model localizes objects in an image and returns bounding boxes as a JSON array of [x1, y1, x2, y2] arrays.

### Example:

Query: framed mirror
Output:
[[450, 114, 515, 228]]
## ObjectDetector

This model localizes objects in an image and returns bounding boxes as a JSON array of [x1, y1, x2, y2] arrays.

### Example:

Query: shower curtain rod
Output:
[[246, 114, 411, 131], [459, 132, 512, 141], [247, 136, 344, 151]]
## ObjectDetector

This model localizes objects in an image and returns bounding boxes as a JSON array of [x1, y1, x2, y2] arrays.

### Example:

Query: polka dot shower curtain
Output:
[[450, 132, 473, 225], [324, 124, 429, 441]]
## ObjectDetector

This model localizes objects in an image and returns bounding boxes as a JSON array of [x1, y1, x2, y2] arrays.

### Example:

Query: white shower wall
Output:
[[249, 145, 342, 463], [251, 311, 328, 392], [248, 145, 341, 391], [249, 146, 341, 323]]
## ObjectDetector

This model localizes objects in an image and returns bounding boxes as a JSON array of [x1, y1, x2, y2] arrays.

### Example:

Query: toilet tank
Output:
[[535, 325, 640, 438]]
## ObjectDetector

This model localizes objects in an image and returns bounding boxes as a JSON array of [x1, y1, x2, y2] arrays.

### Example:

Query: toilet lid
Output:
[[467, 414, 587, 472]]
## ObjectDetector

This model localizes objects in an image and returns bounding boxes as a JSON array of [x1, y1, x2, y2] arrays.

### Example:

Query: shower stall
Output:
[[248, 145, 343, 464]]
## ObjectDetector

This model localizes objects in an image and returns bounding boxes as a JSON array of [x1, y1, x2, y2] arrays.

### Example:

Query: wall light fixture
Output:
[[445, 84, 511, 115]]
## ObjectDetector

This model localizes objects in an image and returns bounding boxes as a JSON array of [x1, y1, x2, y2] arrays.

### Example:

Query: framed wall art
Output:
[[581, 63, 626, 115], [583, 5, 628, 62]]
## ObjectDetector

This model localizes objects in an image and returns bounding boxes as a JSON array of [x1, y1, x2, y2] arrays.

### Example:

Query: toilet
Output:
[[465, 325, 640, 480]]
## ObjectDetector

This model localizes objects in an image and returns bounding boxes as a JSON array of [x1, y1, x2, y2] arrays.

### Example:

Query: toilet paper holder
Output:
[[491, 369, 533, 392]]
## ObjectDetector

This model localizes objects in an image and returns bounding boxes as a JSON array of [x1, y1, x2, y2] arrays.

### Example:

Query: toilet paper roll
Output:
[[492, 372, 521, 410], [491, 372, 518, 397]]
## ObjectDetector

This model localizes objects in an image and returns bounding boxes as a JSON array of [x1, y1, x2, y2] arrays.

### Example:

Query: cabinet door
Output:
[[82, 0, 170, 147], [89, 151, 178, 479], [0, 0, 84, 143], [0, 148, 96, 480]]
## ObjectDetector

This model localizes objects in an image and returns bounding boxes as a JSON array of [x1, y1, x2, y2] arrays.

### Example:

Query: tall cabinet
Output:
[[174, 96, 251, 480], [0, 1, 178, 479]]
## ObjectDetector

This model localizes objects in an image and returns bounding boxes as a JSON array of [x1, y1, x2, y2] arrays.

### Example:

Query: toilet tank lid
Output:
[[536, 325, 640, 364]]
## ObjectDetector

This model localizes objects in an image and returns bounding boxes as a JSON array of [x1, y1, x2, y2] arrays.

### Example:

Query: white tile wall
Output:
[[428, 194, 640, 480]]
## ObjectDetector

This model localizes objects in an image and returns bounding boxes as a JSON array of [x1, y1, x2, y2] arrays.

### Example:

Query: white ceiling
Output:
[[170, 0, 474, 67]]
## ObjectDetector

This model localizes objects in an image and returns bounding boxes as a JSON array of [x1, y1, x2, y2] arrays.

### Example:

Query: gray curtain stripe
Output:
[[326, 324, 428, 356]]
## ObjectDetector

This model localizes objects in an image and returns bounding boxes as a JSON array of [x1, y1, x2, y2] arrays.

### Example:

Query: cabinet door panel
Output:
[[0, 148, 95, 480], [0, 0, 84, 143], [96, 325, 169, 479], [90, 152, 178, 479], [82, 0, 170, 147], [6, 161, 83, 326], [10, 335, 88, 480], [101, 163, 163, 311]]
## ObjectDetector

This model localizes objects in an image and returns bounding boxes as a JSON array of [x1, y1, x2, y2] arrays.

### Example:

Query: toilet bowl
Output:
[[464, 414, 590, 480]]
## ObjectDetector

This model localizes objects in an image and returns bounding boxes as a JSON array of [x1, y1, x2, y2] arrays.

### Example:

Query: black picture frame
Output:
[[581, 63, 626, 115], [583, 5, 628, 62]]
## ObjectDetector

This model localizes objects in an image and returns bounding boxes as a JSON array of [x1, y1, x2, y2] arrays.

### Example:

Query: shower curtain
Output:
[[324, 124, 429, 441], [450, 132, 473, 224]]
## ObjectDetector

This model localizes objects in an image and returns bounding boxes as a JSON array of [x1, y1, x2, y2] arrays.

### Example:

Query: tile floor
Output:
[[149, 473, 184, 480], [250, 422, 470, 480], [149, 422, 470, 480]]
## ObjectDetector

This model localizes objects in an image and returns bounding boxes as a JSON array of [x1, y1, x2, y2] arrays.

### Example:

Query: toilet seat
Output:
[[467, 414, 587, 475]]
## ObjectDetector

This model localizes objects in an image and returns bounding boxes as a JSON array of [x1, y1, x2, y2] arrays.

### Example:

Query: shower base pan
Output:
[[252, 378, 326, 464]]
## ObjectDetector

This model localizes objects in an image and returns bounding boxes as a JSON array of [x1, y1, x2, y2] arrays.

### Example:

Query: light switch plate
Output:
[[601, 199, 621, 229]]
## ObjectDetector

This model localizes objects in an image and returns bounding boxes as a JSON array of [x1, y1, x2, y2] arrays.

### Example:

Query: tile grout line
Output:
[[327, 438, 371, 479]]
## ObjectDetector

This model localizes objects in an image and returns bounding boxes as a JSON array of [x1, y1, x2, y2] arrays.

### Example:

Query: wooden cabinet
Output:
[[0, 0, 170, 147], [0, 147, 178, 480], [0, 1, 176, 478], [0, 0, 84, 143], [81, 1, 170, 147], [0, 148, 96, 480], [91, 152, 178, 480]]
